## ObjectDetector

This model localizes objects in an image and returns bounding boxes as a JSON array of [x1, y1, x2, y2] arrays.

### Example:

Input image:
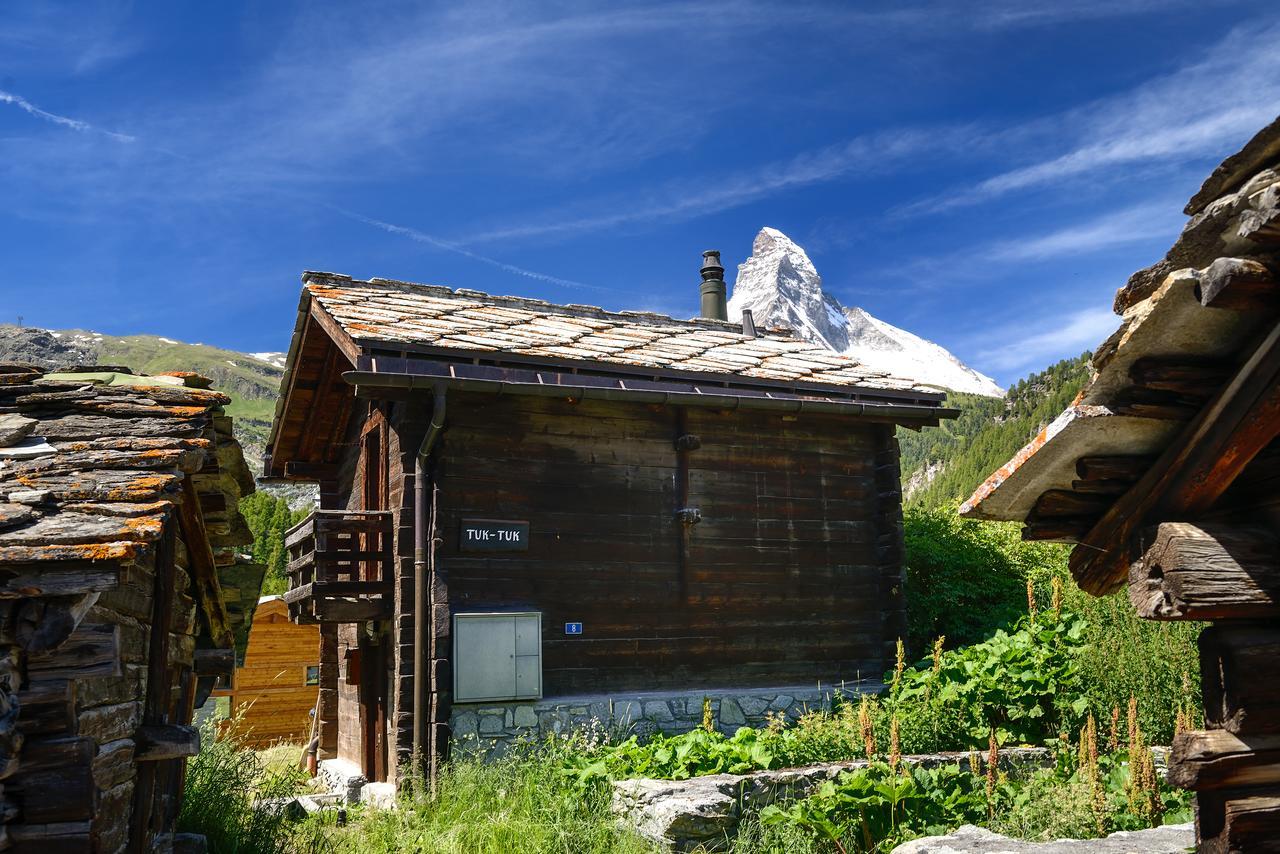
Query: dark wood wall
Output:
[[425, 391, 900, 696]]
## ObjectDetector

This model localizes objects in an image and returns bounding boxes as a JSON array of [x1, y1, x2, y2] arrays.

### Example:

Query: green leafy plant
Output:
[[760, 761, 990, 852]]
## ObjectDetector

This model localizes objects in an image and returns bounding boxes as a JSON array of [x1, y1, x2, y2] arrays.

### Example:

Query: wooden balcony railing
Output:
[[282, 510, 394, 624]]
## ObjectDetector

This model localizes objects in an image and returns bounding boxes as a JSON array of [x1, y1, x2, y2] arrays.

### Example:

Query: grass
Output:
[[178, 720, 308, 854], [296, 747, 661, 854]]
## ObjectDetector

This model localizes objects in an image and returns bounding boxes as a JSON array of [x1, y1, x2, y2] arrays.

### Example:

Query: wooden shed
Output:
[[0, 364, 262, 852], [961, 115, 1280, 850], [264, 253, 955, 785], [224, 596, 320, 748]]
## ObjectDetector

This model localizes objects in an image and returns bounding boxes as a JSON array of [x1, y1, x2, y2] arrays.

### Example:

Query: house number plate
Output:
[[459, 519, 530, 552]]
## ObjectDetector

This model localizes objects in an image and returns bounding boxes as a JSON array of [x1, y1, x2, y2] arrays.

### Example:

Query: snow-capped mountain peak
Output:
[[726, 227, 1003, 397]]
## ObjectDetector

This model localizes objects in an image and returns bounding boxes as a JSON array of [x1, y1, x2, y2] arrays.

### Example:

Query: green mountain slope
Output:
[[0, 325, 283, 469], [898, 353, 1093, 510]]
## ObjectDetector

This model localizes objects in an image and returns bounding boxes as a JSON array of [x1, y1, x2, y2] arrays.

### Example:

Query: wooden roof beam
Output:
[[1070, 318, 1280, 595], [177, 476, 235, 650]]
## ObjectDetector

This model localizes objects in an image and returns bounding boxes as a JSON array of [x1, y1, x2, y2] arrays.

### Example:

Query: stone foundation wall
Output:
[[449, 683, 879, 756]]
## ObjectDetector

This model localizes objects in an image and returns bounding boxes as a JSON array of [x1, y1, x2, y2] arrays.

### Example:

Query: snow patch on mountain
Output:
[[726, 227, 1003, 397], [251, 352, 288, 369]]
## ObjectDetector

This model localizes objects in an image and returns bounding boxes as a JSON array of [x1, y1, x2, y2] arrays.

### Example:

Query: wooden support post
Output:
[[1200, 625, 1280, 735], [128, 525, 176, 853], [1129, 523, 1280, 620], [1196, 786, 1280, 853]]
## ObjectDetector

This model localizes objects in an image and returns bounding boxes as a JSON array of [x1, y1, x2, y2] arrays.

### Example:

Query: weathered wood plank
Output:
[[1196, 788, 1280, 854], [1169, 729, 1280, 790], [134, 724, 199, 762], [1129, 356, 1237, 393], [1029, 489, 1114, 519], [1129, 523, 1280, 620], [1074, 455, 1153, 482], [192, 648, 235, 679]]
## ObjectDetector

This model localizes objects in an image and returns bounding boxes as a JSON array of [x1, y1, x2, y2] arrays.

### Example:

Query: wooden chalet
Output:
[[0, 364, 262, 852], [961, 115, 1280, 851], [265, 253, 955, 785], [223, 596, 320, 748]]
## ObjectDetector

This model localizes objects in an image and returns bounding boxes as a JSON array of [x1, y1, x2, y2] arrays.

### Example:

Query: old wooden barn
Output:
[[0, 364, 263, 851], [223, 596, 320, 748], [961, 115, 1280, 850], [265, 252, 954, 785]]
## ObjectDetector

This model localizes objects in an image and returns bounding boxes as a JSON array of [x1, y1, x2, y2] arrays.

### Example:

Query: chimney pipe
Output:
[[699, 250, 727, 321], [741, 309, 756, 338]]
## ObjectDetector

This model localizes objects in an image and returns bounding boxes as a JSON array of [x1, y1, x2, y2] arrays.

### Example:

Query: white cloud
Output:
[[0, 89, 135, 142], [340, 209, 608, 294], [898, 20, 1280, 216], [460, 126, 969, 245], [976, 306, 1117, 374], [982, 201, 1184, 262]]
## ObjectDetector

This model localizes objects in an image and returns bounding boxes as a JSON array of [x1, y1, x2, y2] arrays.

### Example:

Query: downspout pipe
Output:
[[413, 384, 447, 774]]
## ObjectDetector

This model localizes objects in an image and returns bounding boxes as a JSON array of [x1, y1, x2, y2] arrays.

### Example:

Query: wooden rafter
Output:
[[307, 299, 362, 366], [1070, 318, 1280, 594], [177, 476, 235, 650]]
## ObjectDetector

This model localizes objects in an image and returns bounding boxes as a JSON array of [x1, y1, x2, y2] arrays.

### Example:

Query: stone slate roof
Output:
[[302, 272, 942, 395], [960, 116, 1280, 532], [0, 364, 263, 645]]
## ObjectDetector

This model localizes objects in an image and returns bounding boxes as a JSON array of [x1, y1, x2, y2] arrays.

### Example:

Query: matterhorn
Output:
[[726, 227, 1003, 397]]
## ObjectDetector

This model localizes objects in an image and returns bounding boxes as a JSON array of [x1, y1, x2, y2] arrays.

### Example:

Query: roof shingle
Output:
[[302, 272, 944, 396]]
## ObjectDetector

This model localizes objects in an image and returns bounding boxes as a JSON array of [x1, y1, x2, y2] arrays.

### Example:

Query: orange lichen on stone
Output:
[[121, 515, 165, 540], [104, 475, 177, 500], [0, 541, 139, 563]]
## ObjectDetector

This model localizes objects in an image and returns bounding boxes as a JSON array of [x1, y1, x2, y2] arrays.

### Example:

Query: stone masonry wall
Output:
[[449, 683, 879, 756]]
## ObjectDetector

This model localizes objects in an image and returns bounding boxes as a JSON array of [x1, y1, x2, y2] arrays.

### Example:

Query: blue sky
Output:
[[2, 1, 1278, 386]]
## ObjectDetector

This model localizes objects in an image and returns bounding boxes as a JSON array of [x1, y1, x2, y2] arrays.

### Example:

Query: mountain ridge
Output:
[[727, 227, 1004, 397]]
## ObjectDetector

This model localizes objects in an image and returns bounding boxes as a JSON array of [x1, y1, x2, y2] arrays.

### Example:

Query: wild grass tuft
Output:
[[302, 742, 660, 854], [178, 718, 307, 854]]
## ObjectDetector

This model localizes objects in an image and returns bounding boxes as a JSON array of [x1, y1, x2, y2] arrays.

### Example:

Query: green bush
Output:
[[573, 726, 780, 782], [888, 609, 1089, 748], [903, 508, 1201, 744], [762, 761, 990, 851], [903, 510, 1066, 657]]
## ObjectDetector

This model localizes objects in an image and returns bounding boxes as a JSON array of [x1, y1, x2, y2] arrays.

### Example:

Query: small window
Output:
[[305, 665, 320, 686]]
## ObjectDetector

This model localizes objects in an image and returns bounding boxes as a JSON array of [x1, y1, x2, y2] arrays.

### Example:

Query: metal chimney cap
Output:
[[700, 250, 724, 280]]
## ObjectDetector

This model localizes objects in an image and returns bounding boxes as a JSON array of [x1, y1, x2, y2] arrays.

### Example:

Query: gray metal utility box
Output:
[[453, 611, 542, 703]]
